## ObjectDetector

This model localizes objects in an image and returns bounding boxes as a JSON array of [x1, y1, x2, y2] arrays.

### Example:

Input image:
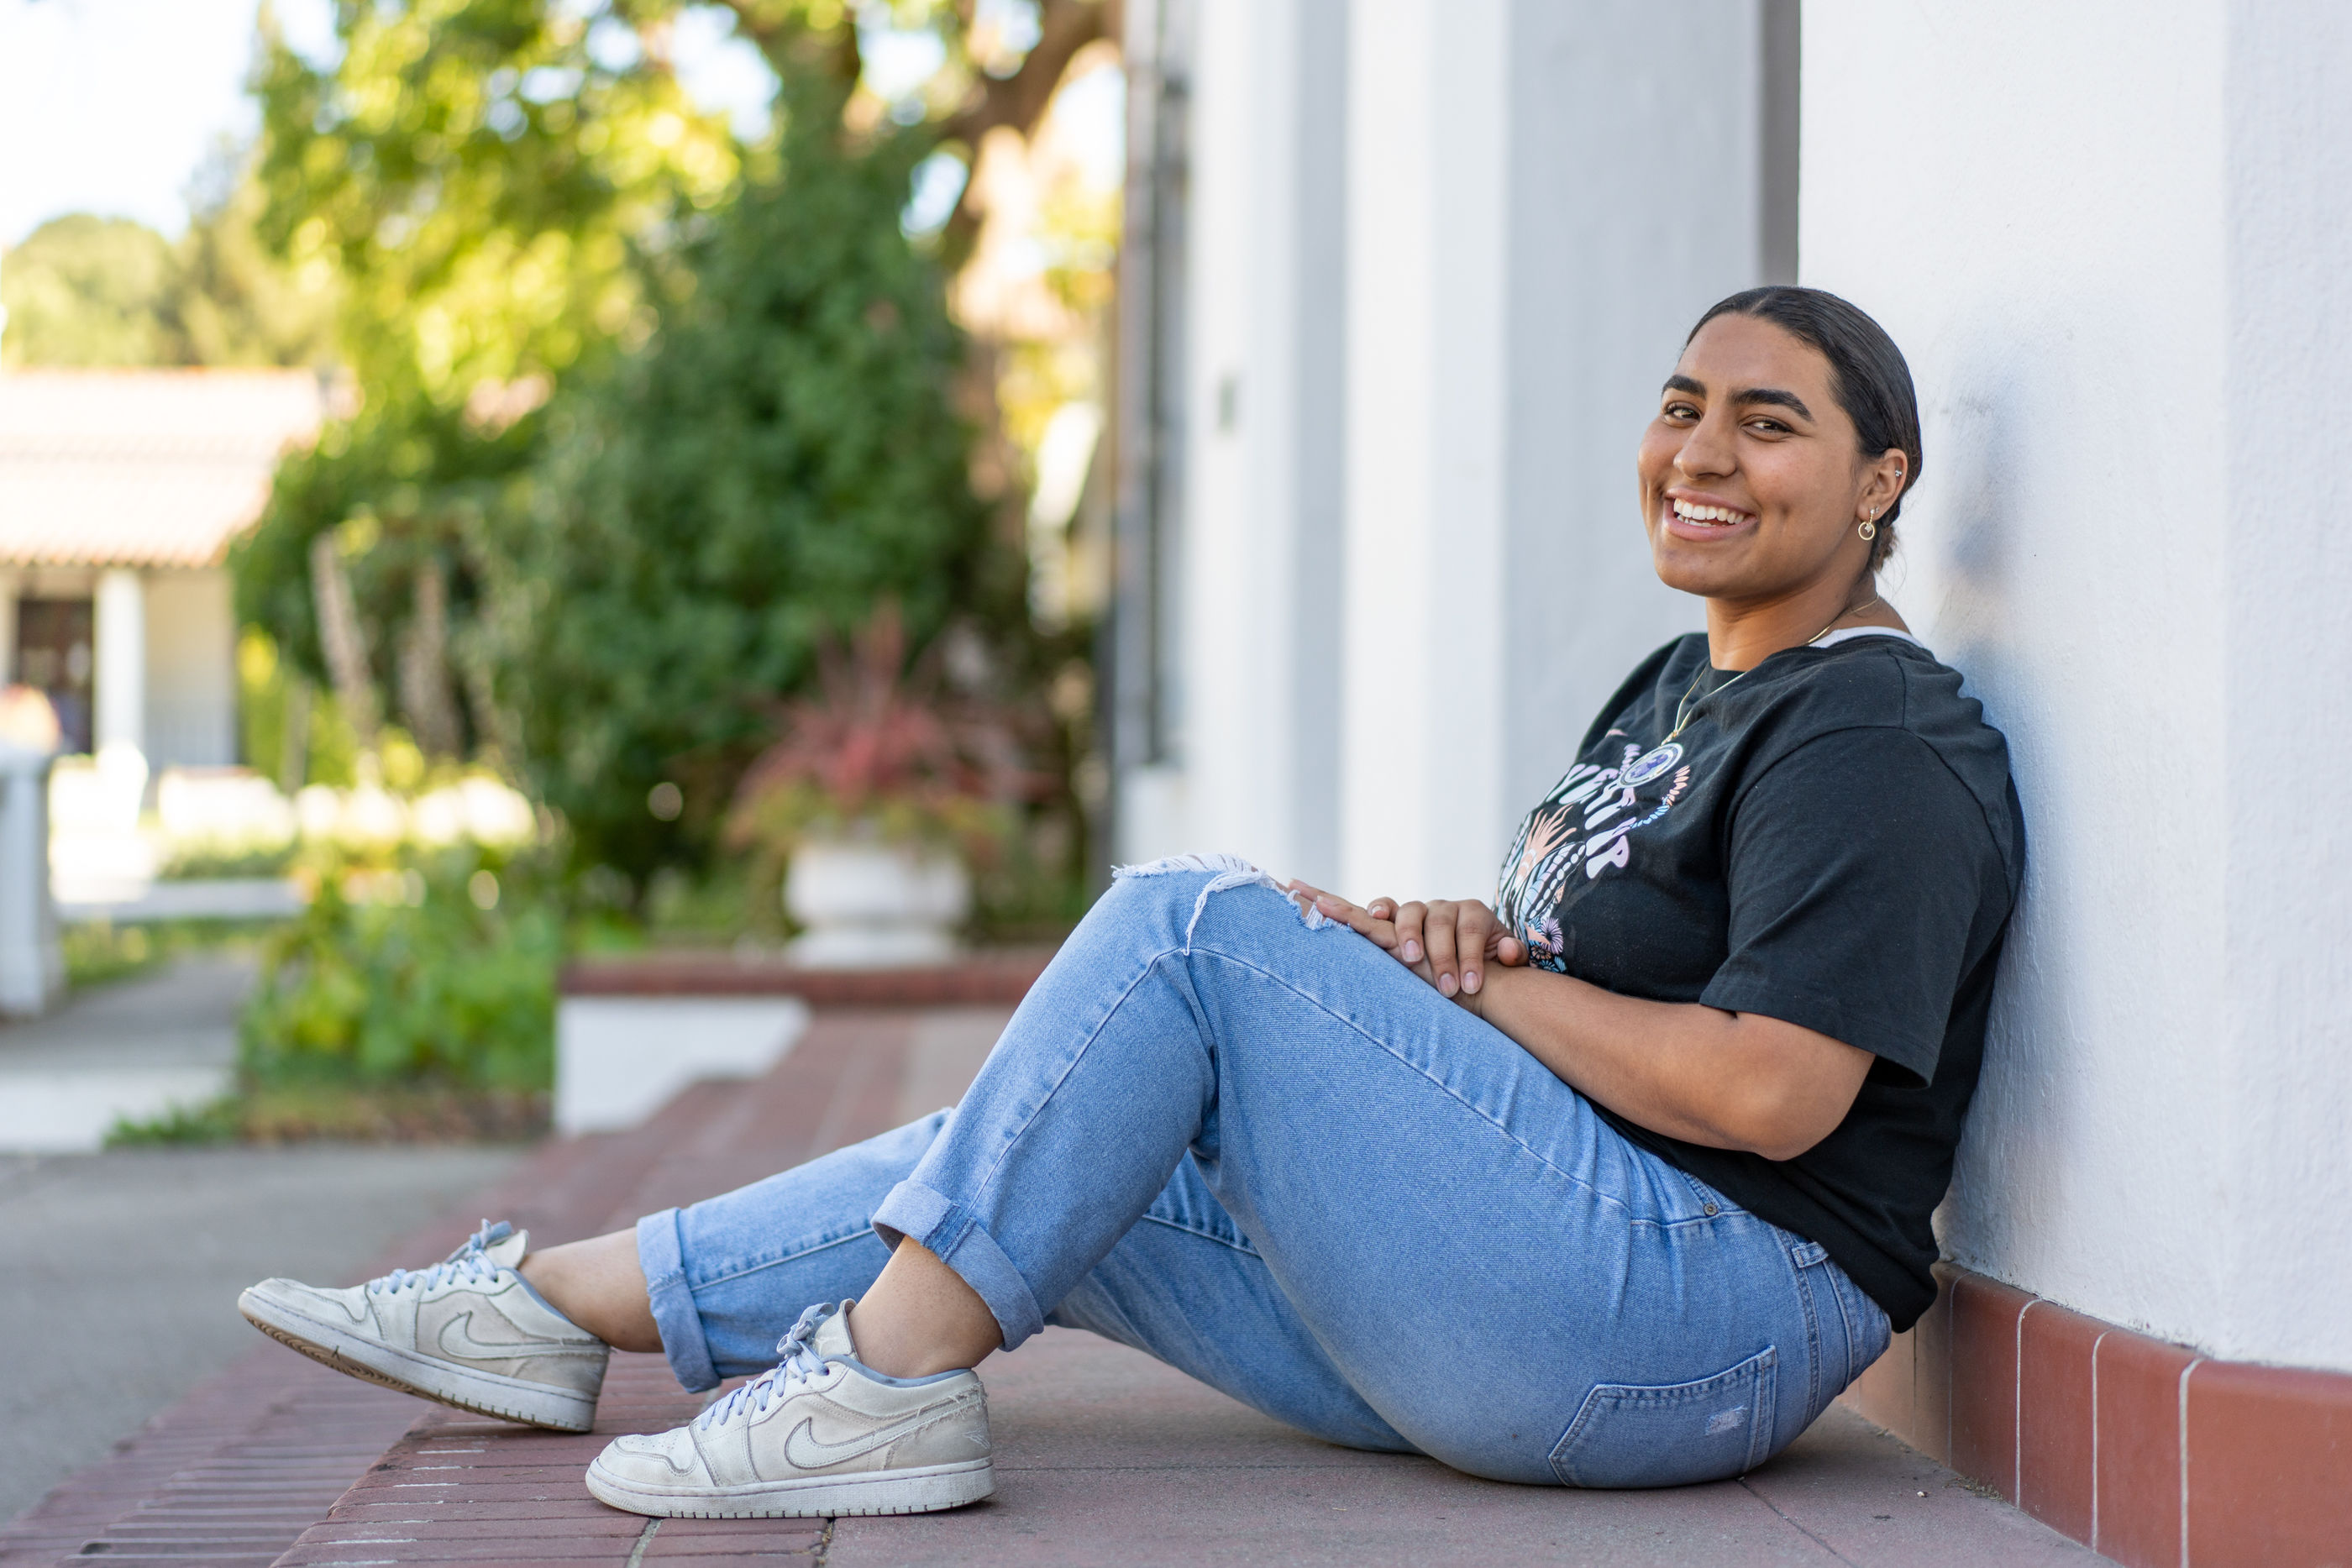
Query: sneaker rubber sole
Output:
[[238, 1287, 598, 1433], [583, 1455, 995, 1518]]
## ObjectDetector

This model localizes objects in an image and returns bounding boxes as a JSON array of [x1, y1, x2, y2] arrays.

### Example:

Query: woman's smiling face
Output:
[[1636, 312, 1891, 608]]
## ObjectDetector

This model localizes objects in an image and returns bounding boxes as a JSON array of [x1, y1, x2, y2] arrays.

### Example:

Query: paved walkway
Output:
[[0, 955, 255, 1151], [3, 1004, 2109, 1566], [0, 1144, 521, 1523]]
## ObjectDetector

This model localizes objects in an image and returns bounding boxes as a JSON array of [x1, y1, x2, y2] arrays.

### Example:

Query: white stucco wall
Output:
[[1805, 0, 2352, 1371], [2214, 0, 2352, 1377], [1338, 0, 1513, 901], [143, 569, 238, 769], [1171, 0, 1350, 889]]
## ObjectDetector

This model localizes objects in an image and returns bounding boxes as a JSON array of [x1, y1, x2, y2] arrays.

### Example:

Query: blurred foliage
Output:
[[105, 852, 555, 1145], [160, 843, 301, 880], [247, 0, 737, 407], [508, 129, 1009, 877], [60, 919, 276, 991], [233, 1, 1030, 894], [230, 0, 741, 768], [173, 150, 347, 366], [232, 395, 546, 763], [238, 628, 364, 793], [0, 155, 339, 370], [718, 601, 1035, 927], [60, 919, 165, 989], [215, 0, 1111, 936], [108, 1082, 546, 1146], [2, 217, 181, 366], [242, 846, 560, 1091]]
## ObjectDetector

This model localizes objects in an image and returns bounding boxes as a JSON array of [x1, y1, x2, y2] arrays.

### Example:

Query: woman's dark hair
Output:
[[1687, 286, 1922, 572]]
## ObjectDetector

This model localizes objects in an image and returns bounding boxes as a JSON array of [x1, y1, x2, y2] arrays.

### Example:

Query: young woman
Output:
[[242, 286, 2023, 1518]]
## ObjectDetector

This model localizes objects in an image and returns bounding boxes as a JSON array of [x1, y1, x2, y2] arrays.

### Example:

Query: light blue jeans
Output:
[[636, 858, 1888, 1487]]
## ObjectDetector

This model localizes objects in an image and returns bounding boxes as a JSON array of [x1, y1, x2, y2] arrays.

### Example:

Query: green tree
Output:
[[245, 1, 737, 409], [172, 147, 341, 368], [1, 215, 181, 366], [233, 0, 738, 761], [1, 154, 339, 371], [497, 69, 1006, 878], [231, 0, 1108, 897]]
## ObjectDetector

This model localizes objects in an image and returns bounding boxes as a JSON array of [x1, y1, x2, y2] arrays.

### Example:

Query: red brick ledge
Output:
[[559, 946, 1057, 1006], [1838, 1261, 2352, 1567]]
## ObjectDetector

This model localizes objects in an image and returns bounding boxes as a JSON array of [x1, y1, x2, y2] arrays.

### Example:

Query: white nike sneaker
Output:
[[585, 1300, 992, 1518], [239, 1220, 608, 1432]]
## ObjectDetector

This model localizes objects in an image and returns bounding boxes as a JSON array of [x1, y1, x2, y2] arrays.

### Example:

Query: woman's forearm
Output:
[[1471, 965, 1871, 1162]]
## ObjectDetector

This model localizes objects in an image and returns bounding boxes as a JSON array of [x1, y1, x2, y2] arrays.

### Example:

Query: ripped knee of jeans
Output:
[[1112, 852, 1335, 952]]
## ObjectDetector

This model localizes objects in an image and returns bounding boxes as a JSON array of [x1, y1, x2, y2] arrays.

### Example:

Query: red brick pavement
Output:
[[2, 1008, 969, 1568], [10, 999, 2111, 1568], [265, 1009, 964, 1568], [0, 1350, 423, 1568]]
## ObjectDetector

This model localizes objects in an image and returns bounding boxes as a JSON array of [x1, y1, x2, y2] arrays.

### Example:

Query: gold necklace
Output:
[[1663, 596, 1882, 744]]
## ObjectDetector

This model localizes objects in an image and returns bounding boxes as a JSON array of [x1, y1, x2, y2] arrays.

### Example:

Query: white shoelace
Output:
[[698, 1302, 836, 1429], [367, 1221, 510, 1298]]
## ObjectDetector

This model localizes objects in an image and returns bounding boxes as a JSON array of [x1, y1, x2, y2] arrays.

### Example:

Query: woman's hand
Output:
[[1288, 881, 1869, 1159], [1284, 882, 1528, 1007]]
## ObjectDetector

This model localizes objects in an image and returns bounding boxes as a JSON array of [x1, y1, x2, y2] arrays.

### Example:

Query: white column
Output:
[[1338, 0, 1512, 902], [1339, 1, 1773, 903], [0, 742, 60, 1016], [91, 566, 150, 839], [1174, 0, 1349, 886], [2215, 0, 2352, 1376], [0, 572, 18, 684], [94, 568, 146, 766]]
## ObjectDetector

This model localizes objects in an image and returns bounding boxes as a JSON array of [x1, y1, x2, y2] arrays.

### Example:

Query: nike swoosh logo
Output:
[[436, 1311, 602, 1362], [780, 1399, 969, 1471]]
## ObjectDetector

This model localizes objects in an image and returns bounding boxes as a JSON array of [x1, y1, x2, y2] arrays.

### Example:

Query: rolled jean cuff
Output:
[[870, 1178, 1046, 1351], [635, 1207, 722, 1393]]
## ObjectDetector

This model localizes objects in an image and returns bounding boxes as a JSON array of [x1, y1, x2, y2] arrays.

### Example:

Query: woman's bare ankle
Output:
[[846, 1239, 1002, 1378], [518, 1230, 664, 1354]]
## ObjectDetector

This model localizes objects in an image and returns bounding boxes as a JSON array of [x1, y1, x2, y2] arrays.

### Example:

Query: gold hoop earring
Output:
[[1859, 513, 1879, 542]]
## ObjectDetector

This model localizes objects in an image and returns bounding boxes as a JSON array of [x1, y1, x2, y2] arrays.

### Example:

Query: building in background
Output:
[[1111, 2, 2350, 1560], [0, 368, 321, 896], [0, 368, 318, 769]]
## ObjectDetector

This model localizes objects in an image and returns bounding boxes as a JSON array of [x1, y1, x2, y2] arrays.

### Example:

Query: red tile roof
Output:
[[0, 369, 324, 569]]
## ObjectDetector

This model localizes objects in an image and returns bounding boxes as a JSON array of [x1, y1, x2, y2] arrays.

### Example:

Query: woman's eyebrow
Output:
[[1662, 374, 1706, 397], [1730, 386, 1814, 420]]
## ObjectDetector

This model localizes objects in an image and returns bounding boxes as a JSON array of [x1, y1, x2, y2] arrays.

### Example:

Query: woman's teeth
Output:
[[1671, 500, 1748, 527]]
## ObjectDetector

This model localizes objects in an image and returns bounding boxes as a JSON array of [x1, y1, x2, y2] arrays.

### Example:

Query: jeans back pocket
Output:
[[1548, 1346, 1777, 1488]]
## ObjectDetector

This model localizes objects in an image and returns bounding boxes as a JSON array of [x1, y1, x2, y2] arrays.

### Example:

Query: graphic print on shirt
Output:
[[1494, 731, 1692, 972]]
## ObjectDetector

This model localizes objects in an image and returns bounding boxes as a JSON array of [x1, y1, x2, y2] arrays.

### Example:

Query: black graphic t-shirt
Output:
[[1495, 631, 2024, 1329]]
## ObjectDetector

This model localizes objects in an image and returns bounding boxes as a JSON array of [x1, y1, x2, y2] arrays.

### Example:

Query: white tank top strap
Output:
[[1810, 626, 1928, 653]]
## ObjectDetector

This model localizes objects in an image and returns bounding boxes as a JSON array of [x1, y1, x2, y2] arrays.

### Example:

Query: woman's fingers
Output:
[[1362, 896, 1403, 951], [1284, 885, 1522, 996], [1291, 881, 1404, 952], [1453, 902, 1503, 994], [1422, 900, 1463, 996], [1394, 901, 1429, 966]]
